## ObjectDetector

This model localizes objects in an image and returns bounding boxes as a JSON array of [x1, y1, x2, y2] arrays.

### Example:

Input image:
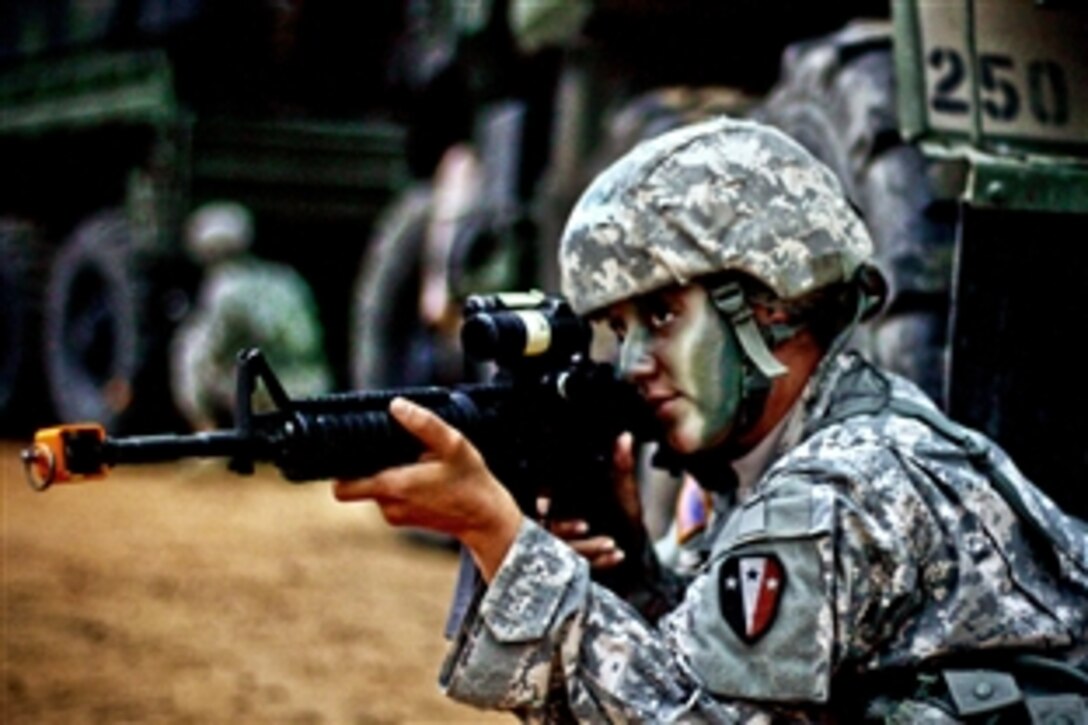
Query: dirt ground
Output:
[[1, 440, 513, 724]]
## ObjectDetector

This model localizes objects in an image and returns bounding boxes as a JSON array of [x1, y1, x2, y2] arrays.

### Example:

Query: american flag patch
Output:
[[675, 475, 711, 544]]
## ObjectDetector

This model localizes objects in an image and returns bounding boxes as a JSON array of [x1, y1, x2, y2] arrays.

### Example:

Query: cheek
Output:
[[666, 312, 737, 448], [672, 311, 729, 405]]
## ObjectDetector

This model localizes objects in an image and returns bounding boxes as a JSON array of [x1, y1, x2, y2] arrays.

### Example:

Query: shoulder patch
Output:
[[675, 475, 712, 544], [718, 553, 786, 644]]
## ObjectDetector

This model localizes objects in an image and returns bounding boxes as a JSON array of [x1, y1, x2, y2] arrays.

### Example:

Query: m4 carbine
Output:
[[21, 292, 660, 590]]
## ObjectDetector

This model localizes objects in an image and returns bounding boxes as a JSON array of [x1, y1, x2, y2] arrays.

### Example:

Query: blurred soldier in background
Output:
[[170, 201, 332, 431]]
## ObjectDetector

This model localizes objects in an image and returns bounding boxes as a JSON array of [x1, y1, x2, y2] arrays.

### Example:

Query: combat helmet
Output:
[[186, 201, 255, 265], [559, 116, 875, 317]]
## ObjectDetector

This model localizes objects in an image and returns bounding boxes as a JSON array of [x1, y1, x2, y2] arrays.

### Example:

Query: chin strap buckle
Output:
[[708, 282, 788, 379]]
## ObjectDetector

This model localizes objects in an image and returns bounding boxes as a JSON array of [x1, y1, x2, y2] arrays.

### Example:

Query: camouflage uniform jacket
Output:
[[439, 351, 1088, 722]]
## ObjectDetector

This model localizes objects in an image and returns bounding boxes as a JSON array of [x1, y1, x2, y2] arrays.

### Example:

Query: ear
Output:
[[752, 303, 791, 326]]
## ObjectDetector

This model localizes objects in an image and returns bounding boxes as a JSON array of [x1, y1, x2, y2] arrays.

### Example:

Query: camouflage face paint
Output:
[[614, 286, 745, 454], [664, 287, 745, 452]]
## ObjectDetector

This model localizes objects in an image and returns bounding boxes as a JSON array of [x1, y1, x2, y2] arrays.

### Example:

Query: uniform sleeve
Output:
[[439, 519, 816, 722], [668, 468, 928, 706]]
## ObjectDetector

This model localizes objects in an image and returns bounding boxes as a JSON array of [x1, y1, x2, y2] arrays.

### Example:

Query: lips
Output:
[[644, 391, 682, 419]]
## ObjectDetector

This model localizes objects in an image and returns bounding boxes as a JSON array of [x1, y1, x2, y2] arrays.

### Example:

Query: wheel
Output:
[[44, 209, 176, 432], [350, 185, 467, 390], [0, 220, 54, 433], [350, 184, 467, 549], [752, 21, 957, 403]]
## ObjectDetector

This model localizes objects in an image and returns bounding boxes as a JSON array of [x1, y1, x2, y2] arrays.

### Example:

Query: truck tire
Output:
[[43, 209, 173, 432], [350, 183, 474, 391], [350, 185, 465, 390], [0, 220, 53, 433], [752, 21, 957, 403]]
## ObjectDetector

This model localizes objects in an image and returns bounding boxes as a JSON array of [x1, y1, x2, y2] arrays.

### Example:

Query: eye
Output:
[[608, 317, 627, 342], [645, 300, 676, 331]]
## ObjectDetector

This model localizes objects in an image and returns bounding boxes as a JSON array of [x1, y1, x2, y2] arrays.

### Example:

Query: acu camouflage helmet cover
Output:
[[559, 117, 876, 315]]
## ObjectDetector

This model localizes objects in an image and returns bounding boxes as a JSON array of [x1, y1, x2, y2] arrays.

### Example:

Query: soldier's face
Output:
[[604, 285, 744, 454]]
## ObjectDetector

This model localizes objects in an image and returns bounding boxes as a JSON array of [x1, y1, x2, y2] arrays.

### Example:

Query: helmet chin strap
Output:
[[707, 281, 790, 380], [707, 280, 786, 456], [709, 275, 877, 387]]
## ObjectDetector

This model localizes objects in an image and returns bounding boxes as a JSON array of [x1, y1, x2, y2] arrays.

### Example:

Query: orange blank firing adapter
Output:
[[21, 423, 108, 491]]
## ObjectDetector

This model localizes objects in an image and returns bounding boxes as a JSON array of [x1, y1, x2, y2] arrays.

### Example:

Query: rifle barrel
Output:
[[105, 430, 250, 465]]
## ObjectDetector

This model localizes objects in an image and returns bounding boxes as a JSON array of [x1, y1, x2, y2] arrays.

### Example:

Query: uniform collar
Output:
[[733, 402, 794, 503], [775, 350, 860, 455]]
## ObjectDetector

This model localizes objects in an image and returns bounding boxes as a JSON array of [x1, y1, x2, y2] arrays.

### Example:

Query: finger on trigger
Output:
[[550, 519, 589, 537], [572, 536, 615, 556], [593, 548, 626, 568]]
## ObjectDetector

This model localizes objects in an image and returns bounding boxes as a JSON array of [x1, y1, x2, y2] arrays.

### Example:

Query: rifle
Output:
[[21, 291, 660, 592]]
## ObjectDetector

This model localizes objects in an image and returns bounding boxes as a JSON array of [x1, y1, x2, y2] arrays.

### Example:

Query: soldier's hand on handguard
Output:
[[538, 432, 645, 571], [332, 397, 523, 582]]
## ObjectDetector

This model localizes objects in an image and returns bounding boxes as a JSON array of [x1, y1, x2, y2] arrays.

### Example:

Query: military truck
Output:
[[889, 0, 1088, 520], [0, 1, 409, 434]]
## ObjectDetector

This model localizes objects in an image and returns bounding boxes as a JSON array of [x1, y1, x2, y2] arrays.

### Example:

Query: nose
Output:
[[617, 327, 655, 382]]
